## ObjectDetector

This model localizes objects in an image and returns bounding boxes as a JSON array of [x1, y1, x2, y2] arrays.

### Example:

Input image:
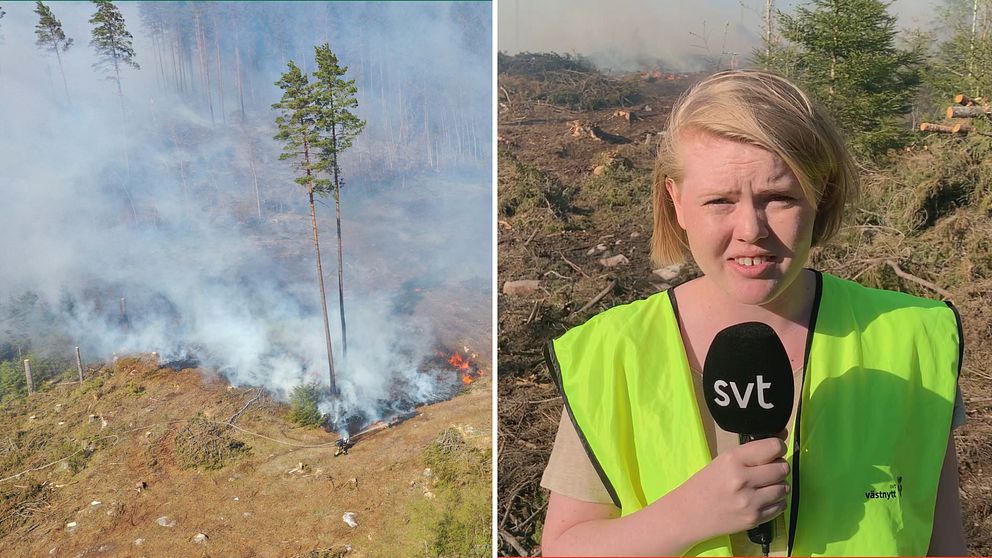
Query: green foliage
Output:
[[584, 167, 650, 209], [273, 61, 328, 193], [274, 45, 365, 197], [313, 42, 366, 187], [34, 2, 72, 54], [759, 0, 922, 159], [89, 0, 138, 81], [498, 149, 575, 227], [412, 428, 492, 557], [813, 134, 992, 296], [0, 359, 26, 401], [288, 383, 324, 427]]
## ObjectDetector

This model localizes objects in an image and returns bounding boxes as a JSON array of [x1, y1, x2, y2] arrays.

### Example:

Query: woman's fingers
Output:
[[748, 458, 791, 488], [737, 437, 787, 467]]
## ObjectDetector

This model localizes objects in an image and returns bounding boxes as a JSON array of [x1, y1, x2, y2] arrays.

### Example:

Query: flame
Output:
[[448, 353, 470, 370], [447, 351, 478, 384]]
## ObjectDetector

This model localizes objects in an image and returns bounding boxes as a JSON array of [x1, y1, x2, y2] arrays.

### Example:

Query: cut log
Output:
[[568, 120, 586, 137], [946, 105, 990, 118], [919, 122, 966, 134], [918, 122, 992, 137], [954, 94, 985, 106], [613, 110, 640, 122]]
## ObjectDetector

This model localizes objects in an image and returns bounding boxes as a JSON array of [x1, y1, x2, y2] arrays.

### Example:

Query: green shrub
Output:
[[415, 428, 492, 557], [0, 360, 26, 401], [288, 383, 324, 427]]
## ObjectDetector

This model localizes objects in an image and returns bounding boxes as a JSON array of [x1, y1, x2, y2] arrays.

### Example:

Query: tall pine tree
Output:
[[759, 0, 921, 158], [34, 1, 73, 105], [313, 43, 365, 357], [89, 0, 138, 217], [273, 61, 339, 398], [89, 0, 138, 99]]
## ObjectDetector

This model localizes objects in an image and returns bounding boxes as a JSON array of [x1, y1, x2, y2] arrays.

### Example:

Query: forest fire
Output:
[[445, 350, 483, 385]]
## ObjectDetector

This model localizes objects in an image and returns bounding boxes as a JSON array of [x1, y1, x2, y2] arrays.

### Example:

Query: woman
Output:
[[539, 71, 966, 556]]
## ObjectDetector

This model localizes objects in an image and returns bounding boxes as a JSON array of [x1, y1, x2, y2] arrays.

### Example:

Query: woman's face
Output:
[[667, 130, 816, 307]]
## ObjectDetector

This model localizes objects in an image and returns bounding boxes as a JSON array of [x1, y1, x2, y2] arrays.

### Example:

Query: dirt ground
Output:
[[496, 60, 992, 556], [0, 354, 491, 558]]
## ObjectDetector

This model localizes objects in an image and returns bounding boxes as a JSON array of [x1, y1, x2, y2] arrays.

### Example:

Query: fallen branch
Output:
[[524, 300, 541, 325], [500, 527, 531, 557], [227, 388, 263, 426], [559, 253, 589, 278], [572, 280, 617, 316], [883, 260, 954, 301]]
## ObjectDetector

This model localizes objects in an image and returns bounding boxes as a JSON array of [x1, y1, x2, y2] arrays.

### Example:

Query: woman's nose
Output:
[[735, 203, 769, 243]]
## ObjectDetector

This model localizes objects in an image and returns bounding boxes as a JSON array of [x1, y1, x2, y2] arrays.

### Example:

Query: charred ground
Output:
[[497, 53, 992, 556]]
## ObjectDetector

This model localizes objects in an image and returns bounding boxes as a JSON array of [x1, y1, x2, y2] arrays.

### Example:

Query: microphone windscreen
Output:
[[702, 322, 794, 436]]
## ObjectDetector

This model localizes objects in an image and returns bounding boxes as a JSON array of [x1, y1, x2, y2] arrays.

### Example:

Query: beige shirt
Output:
[[540, 370, 966, 556]]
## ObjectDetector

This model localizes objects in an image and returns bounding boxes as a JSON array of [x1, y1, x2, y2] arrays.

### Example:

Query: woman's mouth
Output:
[[734, 255, 774, 266], [729, 255, 777, 276]]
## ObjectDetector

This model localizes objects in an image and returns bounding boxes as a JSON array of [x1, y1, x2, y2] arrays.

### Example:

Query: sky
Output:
[[498, 0, 942, 71]]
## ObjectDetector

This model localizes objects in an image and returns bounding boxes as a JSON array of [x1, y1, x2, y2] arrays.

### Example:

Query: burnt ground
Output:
[[496, 59, 992, 556], [0, 354, 491, 557]]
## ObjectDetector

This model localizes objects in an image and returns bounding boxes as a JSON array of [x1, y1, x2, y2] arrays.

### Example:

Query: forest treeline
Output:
[[2, 1, 490, 181]]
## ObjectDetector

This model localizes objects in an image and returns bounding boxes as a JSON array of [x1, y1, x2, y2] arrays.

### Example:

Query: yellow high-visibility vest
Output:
[[548, 271, 961, 556]]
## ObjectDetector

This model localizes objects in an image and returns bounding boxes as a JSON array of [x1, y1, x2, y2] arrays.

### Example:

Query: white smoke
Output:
[[0, 2, 491, 433]]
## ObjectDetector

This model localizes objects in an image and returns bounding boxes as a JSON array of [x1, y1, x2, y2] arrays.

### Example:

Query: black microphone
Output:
[[702, 322, 794, 557]]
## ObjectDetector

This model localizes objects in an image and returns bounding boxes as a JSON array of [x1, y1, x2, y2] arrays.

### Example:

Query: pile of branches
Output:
[[499, 52, 641, 111], [498, 52, 597, 78], [175, 417, 250, 470], [0, 481, 52, 539]]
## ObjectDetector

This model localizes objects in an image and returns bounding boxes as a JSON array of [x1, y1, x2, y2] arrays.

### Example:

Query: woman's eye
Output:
[[704, 198, 731, 205]]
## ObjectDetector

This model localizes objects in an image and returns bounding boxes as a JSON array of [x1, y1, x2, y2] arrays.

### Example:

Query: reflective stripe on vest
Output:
[[549, 271, 961, 556]]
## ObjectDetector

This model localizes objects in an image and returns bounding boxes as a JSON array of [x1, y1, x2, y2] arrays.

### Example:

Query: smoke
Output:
[[498, 0, 941, 72], [0, 2, 492, 433]]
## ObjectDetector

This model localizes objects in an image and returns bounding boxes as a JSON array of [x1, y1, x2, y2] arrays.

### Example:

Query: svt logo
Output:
[[712, 375, 774, 409]]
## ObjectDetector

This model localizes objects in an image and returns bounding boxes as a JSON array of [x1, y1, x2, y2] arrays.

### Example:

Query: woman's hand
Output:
[[676, 434, 791, 540], [541, 432, 791, 556]]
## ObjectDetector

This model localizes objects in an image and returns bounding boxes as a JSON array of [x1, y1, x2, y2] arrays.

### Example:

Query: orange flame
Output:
[[448, 351, 478, 384]]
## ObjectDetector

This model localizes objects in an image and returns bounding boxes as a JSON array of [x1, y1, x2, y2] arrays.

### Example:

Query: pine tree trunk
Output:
[[53, 45, 71, 106], [113, 54, 137, 221], [235, 44, 246, 121], [248, 147, 261, 219], [310, 188, 337, 397], [193, 11, 214, 126], [303, 133, 337, 397], [332, 153, 348, 357], [213, 14, 225, 125]]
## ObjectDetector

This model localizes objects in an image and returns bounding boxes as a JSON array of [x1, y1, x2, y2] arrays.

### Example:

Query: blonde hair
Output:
[[651, 70, 859, 266]]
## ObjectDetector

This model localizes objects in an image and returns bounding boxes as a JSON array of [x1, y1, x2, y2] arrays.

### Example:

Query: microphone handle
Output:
[[738, 433, 775, 555]]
